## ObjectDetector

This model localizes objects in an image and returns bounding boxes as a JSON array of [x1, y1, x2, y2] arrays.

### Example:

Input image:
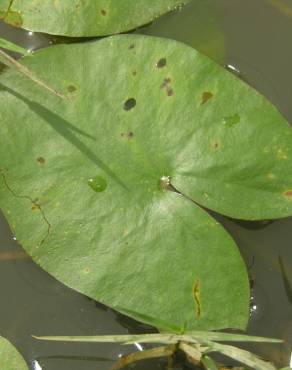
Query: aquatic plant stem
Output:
[[111, 345, 176, 370]]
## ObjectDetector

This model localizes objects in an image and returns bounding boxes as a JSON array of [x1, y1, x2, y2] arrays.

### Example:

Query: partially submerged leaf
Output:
[[0, 0, 191, 37], [208, 342, 277, 370], [2, 34, 291, 331], [33, 332, 282, 344], [187, 331, 282, 343], [201, 355, 219, 370], [0, 37, 28, 54], [0, 336, 28, 370]]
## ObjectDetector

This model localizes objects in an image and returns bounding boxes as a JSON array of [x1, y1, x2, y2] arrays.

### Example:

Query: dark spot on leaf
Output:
[[132, 70, 137, 76], [121, 132, 134, 139], [212, 142, 219, 150], [31, 204, 40, 211], [129, 44, 135, 49], [193, 279, 201, 319], [284, 190, 292, 199], [67, 85, 77, 93], [124, 98, 136, 111], [160, 78, 174, 97], [201, 91, 213, 105], [37, 157, 45, 164], [161, 78, 171, 87], [100, 9, 107, 16], [156, 58, 167, 68]]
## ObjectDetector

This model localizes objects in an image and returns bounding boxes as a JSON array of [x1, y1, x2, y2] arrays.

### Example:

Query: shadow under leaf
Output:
[[0, 84, 128, 190]]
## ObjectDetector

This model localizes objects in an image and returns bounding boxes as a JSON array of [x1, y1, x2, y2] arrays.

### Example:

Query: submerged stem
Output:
[[111, 345, 176, 370]]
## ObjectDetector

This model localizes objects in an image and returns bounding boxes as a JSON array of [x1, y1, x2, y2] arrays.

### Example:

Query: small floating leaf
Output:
[[0, 0, 192, 37], [208, 342, 277, 370], [0, 336, 28, 370]]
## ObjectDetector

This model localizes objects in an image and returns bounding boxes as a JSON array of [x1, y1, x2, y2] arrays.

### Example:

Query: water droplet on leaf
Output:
[[222, 114, 240, 127], [88, 176, 107, 193]]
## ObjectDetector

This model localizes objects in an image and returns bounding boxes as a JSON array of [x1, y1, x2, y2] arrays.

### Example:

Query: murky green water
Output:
[[1, 0, 292, 369]]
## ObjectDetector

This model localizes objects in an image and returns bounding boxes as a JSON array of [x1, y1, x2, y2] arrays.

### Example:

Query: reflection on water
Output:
[[1, 0, 292, 368]]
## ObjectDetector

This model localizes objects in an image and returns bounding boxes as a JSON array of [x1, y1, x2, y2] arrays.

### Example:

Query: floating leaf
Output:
[[208, 342, 277, 370], [2, 33, 291, 331], [0, 336, 28, 370], [0, 0, 191, 37]]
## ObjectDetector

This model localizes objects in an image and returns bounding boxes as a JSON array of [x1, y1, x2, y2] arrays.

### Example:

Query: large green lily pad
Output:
[[0, 336, 28, 370], [0, 0, 191, 37], [2, 34, 292, 332]]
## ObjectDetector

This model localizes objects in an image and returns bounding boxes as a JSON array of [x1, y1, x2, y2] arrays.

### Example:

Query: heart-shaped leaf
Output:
[[0, 0, 191, 37], [0, 336, 28, 370], [3, 34, 290, 331]]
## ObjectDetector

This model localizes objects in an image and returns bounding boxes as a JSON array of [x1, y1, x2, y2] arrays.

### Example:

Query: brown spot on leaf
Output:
[[129, 44, 135, 49], [100, 9, 107, 16], [284, 190, 292, 198], [160, 77, 174, 97], [212, 141, 219, 150], [161, 78, 171, 87], [121, 132, 134, 139], [193, 279, 201, 319], [67, 85, 77, 92], [37, 157, 45, 164], [201, 91, 213, 105], [132, 70, 137, 76]]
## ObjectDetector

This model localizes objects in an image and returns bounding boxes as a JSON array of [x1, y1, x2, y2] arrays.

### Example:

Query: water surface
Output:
[[1, 0, 292, 368]]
